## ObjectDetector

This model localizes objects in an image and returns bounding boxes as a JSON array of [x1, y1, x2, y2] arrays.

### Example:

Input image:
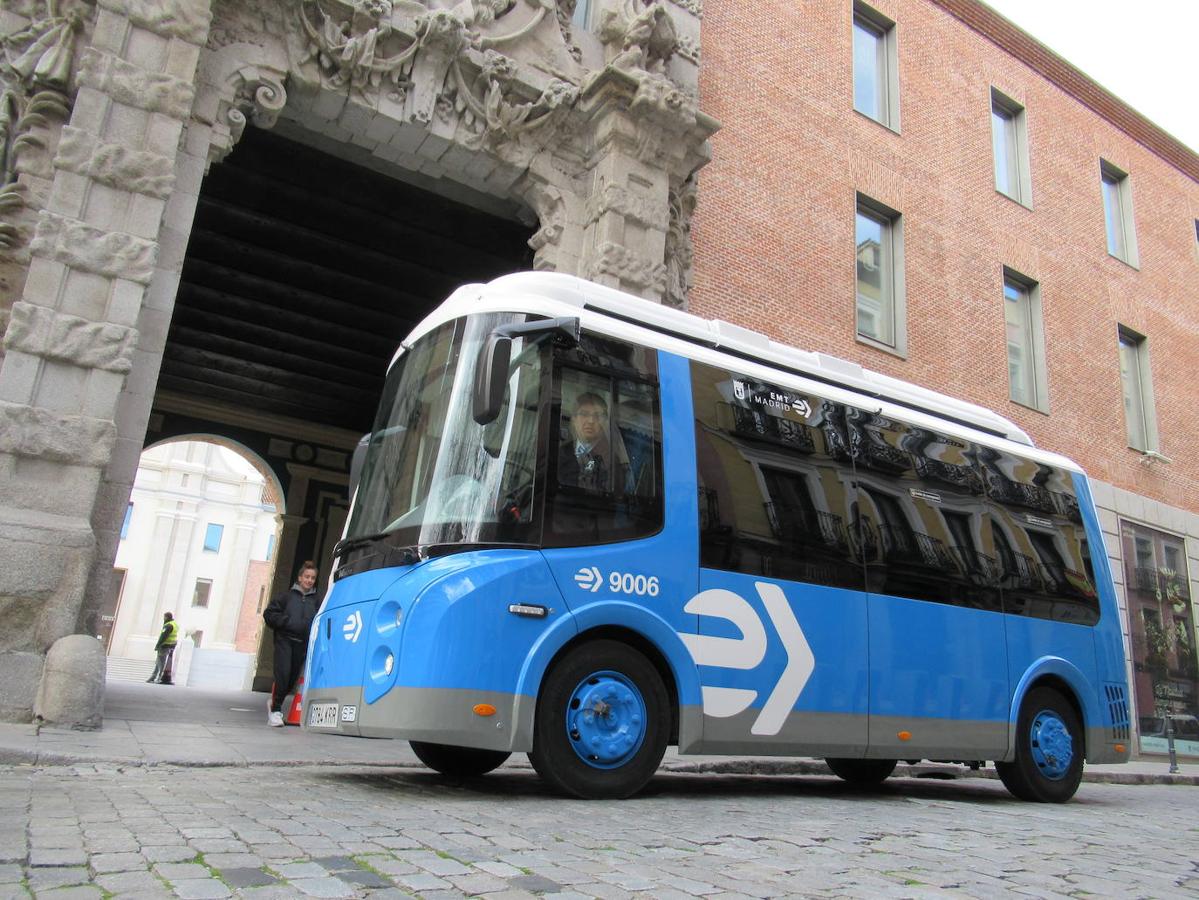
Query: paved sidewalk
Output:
[[1, 681, 1195, 786]]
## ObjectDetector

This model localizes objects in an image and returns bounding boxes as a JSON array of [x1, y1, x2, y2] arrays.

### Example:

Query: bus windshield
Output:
[[345, 313, 544, 550]]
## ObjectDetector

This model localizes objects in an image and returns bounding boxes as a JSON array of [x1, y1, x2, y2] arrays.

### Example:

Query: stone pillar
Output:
[[0, 0, 213, 721]]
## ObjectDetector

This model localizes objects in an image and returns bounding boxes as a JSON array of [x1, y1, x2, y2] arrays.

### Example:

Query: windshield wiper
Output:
[[334, 530, 418, 559]]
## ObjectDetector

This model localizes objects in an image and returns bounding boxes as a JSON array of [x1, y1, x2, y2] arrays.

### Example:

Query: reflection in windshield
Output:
[[346, 314, 543, 549]]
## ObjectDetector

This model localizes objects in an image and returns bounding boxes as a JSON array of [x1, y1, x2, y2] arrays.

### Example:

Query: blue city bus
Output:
[[303, 272, 1130, 801]]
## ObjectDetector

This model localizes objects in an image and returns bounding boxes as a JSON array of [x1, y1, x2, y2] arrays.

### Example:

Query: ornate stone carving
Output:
[[3, 301, 136, 372], [523, 178, 565, 269], [76, 49, 196, 120], [597, 0, 676, 75], [0, 1, 84, 255], [589, 240, 665, 294], [447, 49, 577, 150], [554, 0, 582, 62], [585, 182, 664, 229], [297, 0, 418, 96], [217, 67, 288, 165], [666, 0, 701, 16], [663, 172, 695, 309], [0, 400, 117, 467], [674, 33, 698, 65], [29, 211, 157, 283], [54, 125, 175, 198], [97, 0, 213, 44]]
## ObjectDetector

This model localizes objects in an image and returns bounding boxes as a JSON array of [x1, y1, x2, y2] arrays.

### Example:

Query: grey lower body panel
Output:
[[303, 686, 535, 752]]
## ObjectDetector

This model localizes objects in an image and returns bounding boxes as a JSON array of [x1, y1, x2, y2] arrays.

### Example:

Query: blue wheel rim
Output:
[[566, 670, 647, 769], [1029, 708, 1074, 780]]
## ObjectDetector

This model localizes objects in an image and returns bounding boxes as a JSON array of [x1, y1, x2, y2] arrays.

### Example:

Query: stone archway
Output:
[[104, 435, 283, 688], [0, 0, 717, 721]]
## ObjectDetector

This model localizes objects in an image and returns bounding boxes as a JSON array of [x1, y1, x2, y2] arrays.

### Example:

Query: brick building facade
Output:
[[691, 0, 1199, 755]]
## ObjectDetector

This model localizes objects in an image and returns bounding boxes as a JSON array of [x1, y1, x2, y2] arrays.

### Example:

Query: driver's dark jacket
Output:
[[263, 585, 318, 644]]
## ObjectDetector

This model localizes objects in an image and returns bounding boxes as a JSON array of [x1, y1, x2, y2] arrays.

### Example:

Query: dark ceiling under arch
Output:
[[160, 127, 535, 433]]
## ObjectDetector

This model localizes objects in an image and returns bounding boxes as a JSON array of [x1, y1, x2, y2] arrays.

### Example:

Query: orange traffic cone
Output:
[[286, 676, 304, 726]]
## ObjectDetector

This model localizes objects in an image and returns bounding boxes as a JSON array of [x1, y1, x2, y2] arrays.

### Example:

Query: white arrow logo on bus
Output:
[[678, 582, 815, 736], [343, 610, 362, 643], [574, 566, 602, 593]]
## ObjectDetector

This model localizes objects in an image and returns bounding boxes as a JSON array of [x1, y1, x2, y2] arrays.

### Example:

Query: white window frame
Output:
[[1118, 325, 1158, 453], [855, 194, 906, 358], [1002, 268, 1048, 413], [852, 2, 900, 132], [1100, 159, 1139, 267], [990, 88, 1031, 207]]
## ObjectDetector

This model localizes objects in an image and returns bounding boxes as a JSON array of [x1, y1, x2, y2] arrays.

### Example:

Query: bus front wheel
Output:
[[825, 757, 897, 785], [409, 741, 511, 777], [996, 686, 1084, 803], [529, 640, 669, 799]]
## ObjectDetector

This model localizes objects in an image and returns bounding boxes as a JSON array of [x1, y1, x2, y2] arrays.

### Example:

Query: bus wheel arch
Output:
[[530, 635, 672, 799], [1013, 672, 1088, 760], [998, 683, 1085, 803]]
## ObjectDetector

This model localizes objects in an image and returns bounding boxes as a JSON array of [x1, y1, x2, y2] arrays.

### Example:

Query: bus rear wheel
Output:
[[409, 741, 511, 777], [825, 758, 897, 785], [529, 640, 669, 799], [996, 686, 1084, 803]]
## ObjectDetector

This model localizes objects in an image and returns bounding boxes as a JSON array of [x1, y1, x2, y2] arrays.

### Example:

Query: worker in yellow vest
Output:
[[148, 611, 180, 685]]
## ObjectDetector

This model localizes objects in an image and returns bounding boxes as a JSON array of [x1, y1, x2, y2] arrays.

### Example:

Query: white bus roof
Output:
[[408, 272, 1056, 460]]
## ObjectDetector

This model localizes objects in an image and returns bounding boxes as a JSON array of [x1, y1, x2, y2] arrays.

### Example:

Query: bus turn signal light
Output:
[[473, 704, 496, 717], [897, 731, 912, 742], [1115, 743, 1126, 754]]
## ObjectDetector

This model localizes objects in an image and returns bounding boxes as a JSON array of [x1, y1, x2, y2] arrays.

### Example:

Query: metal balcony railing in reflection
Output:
[[877, 524, 957, 571], [913, 455, 984, 494], [729, 405, 816, 452], [764, 503, 849, 551]]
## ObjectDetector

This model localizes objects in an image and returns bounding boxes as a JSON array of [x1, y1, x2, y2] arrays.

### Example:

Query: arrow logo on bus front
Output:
[[574, 566, 602, 593], [343, 610, 362, 643], [678, 582, 815, 736]]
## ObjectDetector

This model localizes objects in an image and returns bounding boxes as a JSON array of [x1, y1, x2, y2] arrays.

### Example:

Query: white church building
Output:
[[108, 441, 280, 689]]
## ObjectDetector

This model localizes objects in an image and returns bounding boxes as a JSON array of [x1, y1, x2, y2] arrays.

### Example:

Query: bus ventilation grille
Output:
[[1104, 683, 1130, 741]]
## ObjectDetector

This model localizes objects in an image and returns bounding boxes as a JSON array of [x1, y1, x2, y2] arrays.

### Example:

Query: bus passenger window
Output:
[[544, 336, 663, 547]]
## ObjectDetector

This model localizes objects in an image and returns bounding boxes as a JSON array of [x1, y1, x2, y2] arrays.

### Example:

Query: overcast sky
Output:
[[984, 0, 1198, 153]]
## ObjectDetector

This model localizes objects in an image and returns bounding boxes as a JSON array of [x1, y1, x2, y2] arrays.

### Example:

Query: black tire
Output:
[[409, 741, 511, 777], [529, 640, 669, 799], [825, 757, 897, 785], [996, 686, 1084, 803]]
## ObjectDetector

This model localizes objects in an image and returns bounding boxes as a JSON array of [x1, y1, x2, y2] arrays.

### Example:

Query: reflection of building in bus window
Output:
[[559, 392, 627, 494]]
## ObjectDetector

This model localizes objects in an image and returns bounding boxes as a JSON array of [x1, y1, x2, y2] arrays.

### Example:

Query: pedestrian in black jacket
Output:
[[263, 560, 319, 727]]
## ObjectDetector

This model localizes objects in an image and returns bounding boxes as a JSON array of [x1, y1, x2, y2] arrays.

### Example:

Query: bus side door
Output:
[[857, 417, 1009, 760]]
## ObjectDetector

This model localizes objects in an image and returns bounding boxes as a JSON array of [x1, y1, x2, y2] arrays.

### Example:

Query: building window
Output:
[[202, 523, 223, 553], [120, 503, 132, 540], [265, 533, 276, 561], [1118, 326, 1157, 452], [855, 196, 905, 355], [1100, 160, 1138, 266], [1003, 269, 1047, 411], [571, 0, 590, 30], [991, 89, 1030, 206], [192, 578, 212, 608], [852, 3, 899, 131]]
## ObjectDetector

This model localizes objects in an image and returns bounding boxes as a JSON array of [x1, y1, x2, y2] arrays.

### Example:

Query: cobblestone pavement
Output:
[[0, 763, 1195, 899]]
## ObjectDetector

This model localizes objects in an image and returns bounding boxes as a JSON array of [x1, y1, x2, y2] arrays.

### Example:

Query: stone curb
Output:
[[0, 745, 1195, 785]]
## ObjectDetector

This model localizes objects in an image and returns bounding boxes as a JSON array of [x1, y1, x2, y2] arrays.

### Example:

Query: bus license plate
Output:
[[308, 702, 338, 728]]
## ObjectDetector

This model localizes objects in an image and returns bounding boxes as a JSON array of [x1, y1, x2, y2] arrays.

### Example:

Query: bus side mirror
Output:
[[472, 316, 581, 426], [348, 433, 370, 499], [473, 334, 512, 425]]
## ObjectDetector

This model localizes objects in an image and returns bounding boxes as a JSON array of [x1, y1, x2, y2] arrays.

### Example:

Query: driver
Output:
[[559, 392, 626, 493]]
